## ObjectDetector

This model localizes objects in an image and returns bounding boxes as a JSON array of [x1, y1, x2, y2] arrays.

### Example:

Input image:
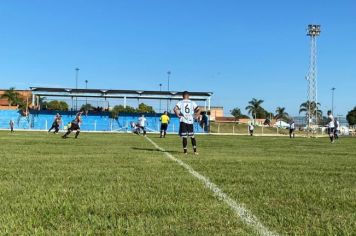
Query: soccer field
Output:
[[0, 131, 355, 235]]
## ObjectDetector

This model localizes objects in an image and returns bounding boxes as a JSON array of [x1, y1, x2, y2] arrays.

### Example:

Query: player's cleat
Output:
[[194, 152, 199, 156]]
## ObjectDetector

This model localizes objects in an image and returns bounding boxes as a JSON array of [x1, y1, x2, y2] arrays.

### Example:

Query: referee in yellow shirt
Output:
[[160, 111, 170, 138]]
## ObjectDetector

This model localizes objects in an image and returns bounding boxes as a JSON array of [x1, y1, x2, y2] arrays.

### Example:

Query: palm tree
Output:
[[0, 87, 21, 106], [245, 98, 264, 120], [275, 107, 289, 121], [299, 101, 322, 122]]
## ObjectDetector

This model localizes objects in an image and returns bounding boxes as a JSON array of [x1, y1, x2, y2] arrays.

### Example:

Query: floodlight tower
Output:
[[306, 24, 321, 128]]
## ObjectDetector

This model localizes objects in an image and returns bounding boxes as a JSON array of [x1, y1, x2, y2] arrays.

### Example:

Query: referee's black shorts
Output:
[[160, 123, 168, 131], [179, 122, 194, 137]]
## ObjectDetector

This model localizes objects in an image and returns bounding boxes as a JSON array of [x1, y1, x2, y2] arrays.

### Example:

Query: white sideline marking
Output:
[[145, 136, 278, 236]]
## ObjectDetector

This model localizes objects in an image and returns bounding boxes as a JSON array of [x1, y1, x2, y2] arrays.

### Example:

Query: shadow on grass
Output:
[[131, 147, 180, 154]]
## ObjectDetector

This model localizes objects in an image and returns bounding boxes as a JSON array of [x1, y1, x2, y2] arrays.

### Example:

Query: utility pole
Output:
[[85, 80, 88, 106], [75, 68, 80, 110], [166, 71, 171, 112], [331, 87, 335, 114], [167, 71, 171, 91], [159, 83, 162, 113]]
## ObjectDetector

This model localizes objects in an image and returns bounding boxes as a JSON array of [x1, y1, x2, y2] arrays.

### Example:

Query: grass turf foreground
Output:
[[0, 131, 355, 235]]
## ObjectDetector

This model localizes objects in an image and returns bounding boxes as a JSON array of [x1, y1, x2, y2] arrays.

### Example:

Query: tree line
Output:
[[0, 87, 155, 113], [230, 98, 356, 126], [230, 98, 290, 122]]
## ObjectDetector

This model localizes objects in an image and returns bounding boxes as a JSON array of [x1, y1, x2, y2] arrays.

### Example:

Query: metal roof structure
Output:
[[30, 87, 213, 109], [30, 87, 212, 100]]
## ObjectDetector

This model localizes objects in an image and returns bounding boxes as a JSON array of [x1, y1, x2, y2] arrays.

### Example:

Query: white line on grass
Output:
[[145, 136, 278, 236]]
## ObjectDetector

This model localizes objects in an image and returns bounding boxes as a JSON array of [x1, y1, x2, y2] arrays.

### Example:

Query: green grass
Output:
[[0, 131, 355, 235], [209, 122, 309, 136], [209, 122, 288, 135]]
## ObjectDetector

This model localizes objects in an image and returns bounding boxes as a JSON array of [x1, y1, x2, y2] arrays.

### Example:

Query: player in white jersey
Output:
[[289, 120, 295, 138], [248, 123, 254, 136], [138, 114, 147, 136], [334, 118, 340, 140], [327, 110, 335, 143], [174, 91, 200, 155]]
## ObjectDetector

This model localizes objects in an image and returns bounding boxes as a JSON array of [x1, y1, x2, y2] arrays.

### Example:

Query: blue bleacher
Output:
[[0, 110, 206, 134]]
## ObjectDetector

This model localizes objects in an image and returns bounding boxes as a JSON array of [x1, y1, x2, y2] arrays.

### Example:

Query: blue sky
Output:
[[0, 0, 355, 116]]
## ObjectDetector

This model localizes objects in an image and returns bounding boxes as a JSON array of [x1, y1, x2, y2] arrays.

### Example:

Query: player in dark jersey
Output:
[[48, 113, 60, 133], [174, 91, 200, 155], [9, 120, 14, 133], [48, 113, 62, 134], [62, 111, 83, 139]]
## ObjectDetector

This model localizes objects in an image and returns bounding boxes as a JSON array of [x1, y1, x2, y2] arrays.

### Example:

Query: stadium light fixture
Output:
[[307, 25, 321, 36]]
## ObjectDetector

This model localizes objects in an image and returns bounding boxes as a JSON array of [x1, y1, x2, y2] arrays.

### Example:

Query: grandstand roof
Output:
[[30, 87, 213, 101]]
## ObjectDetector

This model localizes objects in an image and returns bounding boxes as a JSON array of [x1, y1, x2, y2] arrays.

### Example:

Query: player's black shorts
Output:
[[70, 122, 80, 130], [289, 128, 295, 134], [179, 122, 194, 137], [328, 127, 335, 135], [161, 123, 168, 131]]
